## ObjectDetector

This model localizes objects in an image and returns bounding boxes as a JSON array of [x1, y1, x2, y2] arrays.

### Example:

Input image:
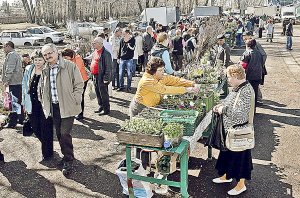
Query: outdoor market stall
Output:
[[116, 49, 229, 198]]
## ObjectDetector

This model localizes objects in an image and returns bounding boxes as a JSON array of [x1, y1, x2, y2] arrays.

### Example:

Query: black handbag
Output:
[[205, 112, 227, 151], [23, 117, 33, 136]]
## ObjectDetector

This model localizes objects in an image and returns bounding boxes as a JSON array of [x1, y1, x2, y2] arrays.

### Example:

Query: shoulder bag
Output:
[[225, 87, 255, 152]]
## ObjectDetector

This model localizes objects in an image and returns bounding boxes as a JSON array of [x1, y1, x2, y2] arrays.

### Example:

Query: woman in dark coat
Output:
[[212, 65, 255, 196]]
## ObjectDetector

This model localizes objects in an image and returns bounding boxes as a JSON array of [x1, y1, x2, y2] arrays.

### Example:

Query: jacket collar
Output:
[[233, 80, 248, 92]]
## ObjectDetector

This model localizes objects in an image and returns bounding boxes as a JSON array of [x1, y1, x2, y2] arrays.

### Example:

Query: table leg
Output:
[[180, 149, 189, 198], [126, 146, 135, 198]]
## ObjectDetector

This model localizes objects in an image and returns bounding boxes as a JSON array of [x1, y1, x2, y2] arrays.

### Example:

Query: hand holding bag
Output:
[[225, 88, 255, 152]]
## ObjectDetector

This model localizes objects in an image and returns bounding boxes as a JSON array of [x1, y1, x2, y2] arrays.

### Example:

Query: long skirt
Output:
[[215, 149, 253, 181]]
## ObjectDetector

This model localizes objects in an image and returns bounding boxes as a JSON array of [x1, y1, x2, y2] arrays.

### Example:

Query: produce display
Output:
[[162, 123, 184, 139], [121, 117, 164, 135]]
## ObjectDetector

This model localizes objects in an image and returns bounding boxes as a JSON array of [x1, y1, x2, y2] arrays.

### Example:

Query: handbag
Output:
[[23, 115, 33, 136], [225, 87, 255, 152]]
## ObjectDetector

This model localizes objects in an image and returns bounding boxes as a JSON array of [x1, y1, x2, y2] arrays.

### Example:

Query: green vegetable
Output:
[[162, 123, 184, 139], [121, 118, 163, 135]]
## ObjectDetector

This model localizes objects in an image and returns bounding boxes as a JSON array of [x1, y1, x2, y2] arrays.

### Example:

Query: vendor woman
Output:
[[129, 57, 199, 117]]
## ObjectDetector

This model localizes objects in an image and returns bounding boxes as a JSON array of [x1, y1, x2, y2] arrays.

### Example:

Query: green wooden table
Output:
[[126, 139, 190, 198]]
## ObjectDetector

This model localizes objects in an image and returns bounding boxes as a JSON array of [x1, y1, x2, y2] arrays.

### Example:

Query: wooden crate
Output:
[[117, 130, 164, 148]]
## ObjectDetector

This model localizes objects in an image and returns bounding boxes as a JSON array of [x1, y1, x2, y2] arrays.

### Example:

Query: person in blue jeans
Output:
[[286, 19, 293, 50], [118, 29, 135, 93]]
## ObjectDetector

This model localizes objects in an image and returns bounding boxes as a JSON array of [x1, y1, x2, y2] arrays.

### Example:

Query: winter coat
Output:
[[2, 50, 23, 85], [240, 49, 263, 81]]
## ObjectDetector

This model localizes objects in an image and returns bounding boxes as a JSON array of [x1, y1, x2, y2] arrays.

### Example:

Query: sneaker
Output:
[[62, 162, 72, 176], [228, 186, 247, 196]]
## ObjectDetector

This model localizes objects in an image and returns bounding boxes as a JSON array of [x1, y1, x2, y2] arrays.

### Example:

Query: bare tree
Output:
[[21, 0, 35, 23]]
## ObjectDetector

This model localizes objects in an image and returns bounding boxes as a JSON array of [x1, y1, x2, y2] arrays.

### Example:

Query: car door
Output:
[[30, 28, 44, 39], [0, 32, 11, 44], [11, 32, 23, 46]]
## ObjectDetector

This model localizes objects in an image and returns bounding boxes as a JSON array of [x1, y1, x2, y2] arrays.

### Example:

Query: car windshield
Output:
[[40, 27, 55, 33]]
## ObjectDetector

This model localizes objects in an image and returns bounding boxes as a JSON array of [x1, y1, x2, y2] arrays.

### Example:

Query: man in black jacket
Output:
[[91, 37, 113, 115], [215, 34, 231, 67], [142, 26, 154, 71]]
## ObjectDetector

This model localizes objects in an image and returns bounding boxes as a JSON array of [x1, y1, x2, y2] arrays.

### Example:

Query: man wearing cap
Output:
[[215, 34, 231, 68], [242, 31, 267, 105]]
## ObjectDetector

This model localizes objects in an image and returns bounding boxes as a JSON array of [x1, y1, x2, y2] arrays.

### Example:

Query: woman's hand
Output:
[[217, 105, 224, 114], [186, 86, 200, 93], [213, 104, 222, 113]]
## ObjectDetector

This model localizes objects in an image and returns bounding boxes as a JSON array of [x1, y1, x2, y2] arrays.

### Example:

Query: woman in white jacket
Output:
[[265, 20, 274, 42]]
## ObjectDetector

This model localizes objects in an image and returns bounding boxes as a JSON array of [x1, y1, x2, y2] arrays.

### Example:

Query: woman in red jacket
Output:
[[62, 48, 89, 120]]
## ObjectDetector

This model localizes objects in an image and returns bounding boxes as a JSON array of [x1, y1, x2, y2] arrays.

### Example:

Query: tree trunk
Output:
[[137, 0, 143, 13], [153, 0, 159, 7], [146, 0, 150, 8]]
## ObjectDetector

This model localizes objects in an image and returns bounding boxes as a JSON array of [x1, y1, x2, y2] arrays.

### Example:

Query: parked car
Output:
[[27, 26, 64, 43], [0, 30, 45, 46], [77, 22, 104, 37]]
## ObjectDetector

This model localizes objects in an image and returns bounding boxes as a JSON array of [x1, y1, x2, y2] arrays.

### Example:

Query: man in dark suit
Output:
[[90, 37, 113, 115]]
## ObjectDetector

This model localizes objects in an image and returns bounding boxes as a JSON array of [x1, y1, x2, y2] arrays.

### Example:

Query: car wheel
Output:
[[92, 30, 98, 36], [46, 37, 53, 43], [24, 42, 32, 47]]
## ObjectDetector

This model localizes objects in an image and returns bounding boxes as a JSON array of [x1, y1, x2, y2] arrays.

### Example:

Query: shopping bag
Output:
[[88, 81, 97, 100], [116, 158, 153, 198], [3, 91, 12, 111], [205, 112, 227, 151]]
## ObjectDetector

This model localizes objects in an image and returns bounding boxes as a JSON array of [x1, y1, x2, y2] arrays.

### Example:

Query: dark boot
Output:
[[0, 151, 4, 164]]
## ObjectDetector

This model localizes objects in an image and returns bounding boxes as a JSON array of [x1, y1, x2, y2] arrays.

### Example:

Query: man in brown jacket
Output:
[[41, 43, 83, 176]]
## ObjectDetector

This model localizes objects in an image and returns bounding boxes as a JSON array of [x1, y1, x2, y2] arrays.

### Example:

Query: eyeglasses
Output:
[[43, 51, 54, 57], [157, 68, 164, 72]]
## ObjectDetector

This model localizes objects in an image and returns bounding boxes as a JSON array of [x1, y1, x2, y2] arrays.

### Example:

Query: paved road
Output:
[[0, 23, 299, 198]]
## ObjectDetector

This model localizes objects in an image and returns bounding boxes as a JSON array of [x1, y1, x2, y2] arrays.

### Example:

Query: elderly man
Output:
[[215, 34, 231, 68], [2, 41, 24, 128], [41, 43, 83, 175], [91, 37, 113, 115], [109, 27, 122, 90]]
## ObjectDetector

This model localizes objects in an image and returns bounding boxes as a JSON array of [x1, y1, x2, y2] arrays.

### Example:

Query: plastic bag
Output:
[[87, 81, 97, 100], [205, 112, 228, 151], [116, 158, 153, 198], [3, 91, 11, 111]]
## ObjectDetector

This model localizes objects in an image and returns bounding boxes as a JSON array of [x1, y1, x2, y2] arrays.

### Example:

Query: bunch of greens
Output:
[[121, 118, 163, 135], [162, 123, 184, 139], [135, 108, 161, 119]]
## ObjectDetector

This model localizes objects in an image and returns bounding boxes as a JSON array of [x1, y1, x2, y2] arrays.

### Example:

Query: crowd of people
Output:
[[0, 12, 292, 196]]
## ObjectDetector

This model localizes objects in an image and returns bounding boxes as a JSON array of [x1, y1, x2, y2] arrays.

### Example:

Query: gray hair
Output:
[[146, 26, 153, 32], [93, 37, 103, 44], [41, 43, 57, 53]]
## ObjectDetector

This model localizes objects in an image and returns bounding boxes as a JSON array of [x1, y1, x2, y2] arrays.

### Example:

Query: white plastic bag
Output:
[[116, 158, 153, 198], [88, 81, 97, 100]]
